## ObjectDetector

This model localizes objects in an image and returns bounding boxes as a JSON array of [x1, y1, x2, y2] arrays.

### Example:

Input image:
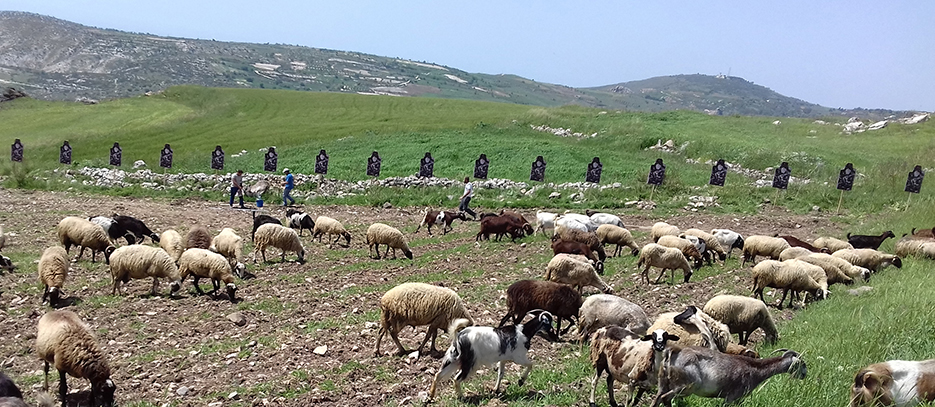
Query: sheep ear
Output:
[[665, 333, 680, 342], [640, 334, 653, 342], [858, 370, 882, 394]]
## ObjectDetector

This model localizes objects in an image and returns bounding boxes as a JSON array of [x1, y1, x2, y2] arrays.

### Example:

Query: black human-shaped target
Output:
[[110, 143, 122, 167], [530, 156, 546, 182], [906, 165, 924, 194], [160, 144, 173, 169], [709, 159, 727, 186], [211, 146, 224, 170], [647, 158, 666, 185], [772, 162, 791, 190], [837, 163, 856, 191], [419, 152, 434, 178], [367, 151, 381, 177], [264, 147, 278, 172], [60, 141, 72, 165], [474, 154, 489, 179], [585, 157, 602, 184], [10, 139, 23, 162], [315, 149, 329, 174]]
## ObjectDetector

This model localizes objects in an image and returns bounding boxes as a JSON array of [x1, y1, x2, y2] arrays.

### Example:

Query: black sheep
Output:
[[499, 280, 582, 337], [252, 214, 282, 241]]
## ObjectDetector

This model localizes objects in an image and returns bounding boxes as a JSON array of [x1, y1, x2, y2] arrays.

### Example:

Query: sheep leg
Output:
[[331, 234, 342, 246], [738, 331, 748, 346], [776, 289, 790, 310], [192, 276, 207, 295], [388, 329, 408, 356], [373, 244, 381, 259], [58, 369, 68, 407], [416, 326, 435, 355], [150, 278, 159, 296], [43, 361, 50, 391], [588, 369, 603, 407], [77, 246, 86, 260], [630, 386, 647, 407], [211, 278, 221, 295], [654, 268, 668, 284]]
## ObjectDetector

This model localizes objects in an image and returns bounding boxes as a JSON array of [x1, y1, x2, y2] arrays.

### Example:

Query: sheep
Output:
[[498, 279, 582, 337], [799, 252, 870, 285], [35, 310, 116, 407], [587, 211, 625, 227], [285, 208, 316, 236], [374, 282, 474, 357], [178, 248, 238, 302], [555, 216, 591, 234], [38, 246, 69, 307], [596, 224, 640, 258], [555, 227, 607, 262], [251, 214, 281, 241], [415, 210, 466, 235], [850, 359, 935, 407], [366, 223, 413, 260], [577, 294, 651, 342], [702, 295, 779, 345], [656, 235, 704, 268], [647, 306, 732, 353], [741, 235, 791, 267], [210, 228, 246, 277], [534, 210, 558, 236], [551, 238, 604, 273], [108, 245, 182, 297], [0, 225, 5, 252], [895, 235, 935, 259], [589, 327, 680, 407], [711, 228, 744, 258], [833, 249, 903, 273], [0, 254, 13, 272], [651, 347, 807, 406], [545, 253, 614, 294], [56, 217, 115, 263], [910, 227, 935, 239], [651, 222, 680, 242], [88, 215, 120, 242], [813, 236, 855, 253], [500, 210, 535, 236], [312, 216, 352, 246], [158, 229, 184, 265], [184, 225, 212, 250], [0, 370, 23, 400], [113, 215, 159, 244], [253, 223, 306, 263], [683, 228, 727, 261], [679, 234, 711, 265], [848, 230, 897, 250], [428, 311, 556, 401], [476, 215, 523, 242], [637, 243, 693, 285], [779, 246, 814, 261], [561, 212, 598, 231], [750, 259, 825, 309]]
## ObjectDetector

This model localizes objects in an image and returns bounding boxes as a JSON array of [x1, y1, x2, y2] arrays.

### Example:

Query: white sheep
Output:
[[577, 294, 651, 342], [561, 212, 598, 231], [210, 228, 246, 277], [750, 259, 825, 309], [799, 252, 867, 285], [651, 221, 680, 242], [544, 253, 613, 294], [109, 245, 182, 297], [813, 236, 854, 253], [312, 216, 351, 246], [36, 310, 116, 407], [832, 248, 903, 272], [703, 295, 779, 345], [656, 235, 704, 268], [596, 224, 640, 257], [637, 243, 693, 285], [253, 223, 306, 263], [647, 306, 733, 353], [375, 282, 474, 357], [158, 229, 184, 264], [534, 210, 558, 236], [779, 246, 813, 261], [178, 248, 238, 302], [741, 235, 791, 267], [56, 216, 115, 263], [38, 246, 69, 307], [683, 228, 728, 261], [711, 228, 744, 258], [588, 212, 624, 227], [555, 216, 590, 234], [366, 223, 413, 260], [850, 359, 935, 407], [895, 236, 935, 259]]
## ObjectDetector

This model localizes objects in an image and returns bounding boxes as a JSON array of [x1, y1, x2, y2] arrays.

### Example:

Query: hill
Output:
[[0, 11, 912, 119]]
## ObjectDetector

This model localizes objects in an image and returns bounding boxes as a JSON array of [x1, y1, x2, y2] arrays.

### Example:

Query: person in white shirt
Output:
[[230, 169, 245, 208], [458, 177, 477, 220]]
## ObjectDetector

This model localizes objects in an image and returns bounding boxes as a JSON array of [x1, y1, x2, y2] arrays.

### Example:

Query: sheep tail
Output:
[[448, 318, 471, 338], [37, 392, 55, 407]]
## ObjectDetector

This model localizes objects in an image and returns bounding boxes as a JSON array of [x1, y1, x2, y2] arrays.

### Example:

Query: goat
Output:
[[415, 210, 467, 235], [499, 210, 535, 236], [476, 215, 524, 242], [848, 231, 897, 250], [850, 359, 935, 407], [589, 328, 680, 407], [429, 311, 556, 400], [551, 237, 603, 273]]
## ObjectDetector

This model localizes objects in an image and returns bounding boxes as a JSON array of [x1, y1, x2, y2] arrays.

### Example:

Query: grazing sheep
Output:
[[158, 230, 185, 264], [178, 248, 238, 302], [498, 279, 582, 337], [109, 245, 182, 297], [210, 228, 245, 277], [741, 235, 791, 267], [555, 216, 591, 234], [577, 294, 651, 342], [312, 216, 352, 246], [813, 236, 855, 253], [779, 246, 814, 261], [38, 246, 69, 307], [112, 215, 159, 244], [679, 234, 711, 265], [847, 231, 897, 250], [251, 214, 281, 242], [185, 226, 212, 250], [36, 310, 116, 407], [0, 370, 23, 399], [415, 210, 466, 235], [285, 208, 316, 236], [56, 216, 115, 263], [551, 238, 603, 272], [0, 255, 13, 272], [589, 327, 680, 407], [683, 228, 727, 261], [711, 228, 744, 258], [750, 259, 825, 309], [534, 210, 558, 236], [651, 222, 680, 243], [596, 224, 640, 257], [366, 223, 413, 260], [832, 249, 902, 272], [850, 359, 935, 407], [647, 306, 732, 353], [656, 235, 704, 268], [476, 215, 524, 242], [88, 215, 120, 242], [375, 282, 474, 357], [561, 212, 598, 231], [637, 243, 693, 285], [799, 253, 868, 285], [587, 211, 625, 227], [545, 253, 614, 294], [703, 295, 779, 345], [253, 223, 306, 263], [429, 312, 555, 401], [555, 228, 607, 262]]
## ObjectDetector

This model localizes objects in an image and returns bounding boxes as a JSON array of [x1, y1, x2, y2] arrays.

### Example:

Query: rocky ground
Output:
[[0, 188, 843, 406]]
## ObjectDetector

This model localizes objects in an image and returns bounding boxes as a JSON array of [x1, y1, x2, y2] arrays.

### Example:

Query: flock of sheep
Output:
[[1, 205, 934, 407]]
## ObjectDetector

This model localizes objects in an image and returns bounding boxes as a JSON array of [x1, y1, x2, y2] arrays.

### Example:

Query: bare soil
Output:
[[0, 189, 841, 406]]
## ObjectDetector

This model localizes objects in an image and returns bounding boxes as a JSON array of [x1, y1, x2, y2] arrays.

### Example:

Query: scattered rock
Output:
[[176, 386, 189, 396], [227, 312, 246, 327], [548, 192, 561, 199], [313, 345, 328, 356], [382, 201, 393, 209], [133, 160, 146, 169], [848, 286, 873, 296]]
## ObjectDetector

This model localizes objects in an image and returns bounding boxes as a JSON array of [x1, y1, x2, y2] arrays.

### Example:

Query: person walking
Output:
[[282, 168, 296, 206], [458, 177, 477, 220], [230, 169, 245, 208]]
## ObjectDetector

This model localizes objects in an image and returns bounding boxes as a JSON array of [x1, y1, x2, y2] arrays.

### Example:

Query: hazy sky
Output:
[[5, 0, 934, 111]]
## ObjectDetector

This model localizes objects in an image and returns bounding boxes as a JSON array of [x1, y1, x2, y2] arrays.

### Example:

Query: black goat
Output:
[[847, 231, 896, 250], [285, 209, 315, 236], [251, 214, 282, 241]]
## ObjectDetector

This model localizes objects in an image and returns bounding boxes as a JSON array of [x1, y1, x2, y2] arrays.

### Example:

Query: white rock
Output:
[[313, 345, 328, 355]]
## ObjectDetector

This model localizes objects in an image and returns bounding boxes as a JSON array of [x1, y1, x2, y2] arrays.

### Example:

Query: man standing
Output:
[[230, 169, 245, 208], [459, 177, 477, 220], [282, 168, 295, 206]]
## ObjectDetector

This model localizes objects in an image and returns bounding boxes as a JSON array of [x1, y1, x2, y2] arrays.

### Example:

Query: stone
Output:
[[176, 386, 189, 396], [868, 120, 887, 131], [548, 192, 561, 199], [227, 312, 246, 326], [313, 345, 328, 355], [382, 201, 393, 209], [133, 160, 146, 169]]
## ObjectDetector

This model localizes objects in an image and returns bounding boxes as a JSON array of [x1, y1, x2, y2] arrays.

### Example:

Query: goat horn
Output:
[[770, 348, 790, 356]]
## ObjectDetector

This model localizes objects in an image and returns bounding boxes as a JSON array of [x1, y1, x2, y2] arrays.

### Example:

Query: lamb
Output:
[[210, 228, 246, 277], [656, 235, 704, 268], [253, 223, 306, 263], [56, 216, 115, 263], [36, 310, 116, 407], [577, 294, 651, 342], [555, 227, 607, 262], [813, 236, 855, 253], [589, 327, 680, 407], [651, 347, 806, 406], [38, 246, 69, 307], [587, 211, 625, 227], [651, 222, 680, 242], [534, 210, 558, 236], [847, 230, 897, 250], [285, 208, 316, 236], [428, 311, 555, 401], [251, 214, 281, 242], [596, 224, 640, 257], [683, 228, 727, 261], [178, 248, 238, 302], [647, 306, 733, 353], [702, 295, 779, 345], [750, 259, 826, 309], [832, 249, 902, 272], [637, 243, 694, 285], [184, 225, 212, 250], [544, 253, 614, 294], [415, 210, 467, 235], [711, 228, 744, 258], [476, 215, 523, 242], [850, 359, 935, 407], [374, 282, 474, 357], [741, 235, 791, 267], [158, 230, 185, 264], [498, 279, 582, 337], [312, 216, 352, 246], [366, 223, 413, 260], [779, 246, 814, 261], [108, 245, 182, 297]]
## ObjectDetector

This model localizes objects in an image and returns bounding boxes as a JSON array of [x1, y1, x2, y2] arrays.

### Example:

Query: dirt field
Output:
[[0, 189, 843, 406]]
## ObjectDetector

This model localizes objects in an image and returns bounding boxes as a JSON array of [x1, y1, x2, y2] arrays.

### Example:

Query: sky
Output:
[[4, 0, 934, 111]]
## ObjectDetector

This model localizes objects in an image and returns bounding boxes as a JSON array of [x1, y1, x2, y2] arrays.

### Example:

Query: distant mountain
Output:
[[0, 11, 911, 118]]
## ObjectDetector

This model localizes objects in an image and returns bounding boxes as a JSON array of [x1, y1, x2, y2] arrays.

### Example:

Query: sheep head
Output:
[[103, 246, 116, 265], [226, 283, 238, 303], [92, 378, 116, 407], [169, 280, 182, 296], [0, 255, 14, 271], [641, 329, 680, 351], [48, 287, 61, 307]]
